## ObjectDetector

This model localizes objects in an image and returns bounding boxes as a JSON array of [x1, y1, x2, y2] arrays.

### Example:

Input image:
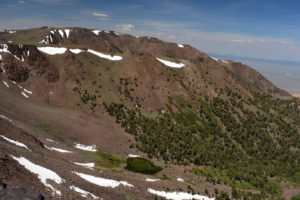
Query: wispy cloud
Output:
[[19, 0, 25, 4], [92, 12, 108, 17], [116, 24, 134, 32]]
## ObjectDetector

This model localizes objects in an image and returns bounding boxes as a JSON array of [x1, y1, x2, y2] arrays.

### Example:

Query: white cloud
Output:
[[116, 24, 134, 32], [92, 12, 108, 17], [19, 0, 25, 3]]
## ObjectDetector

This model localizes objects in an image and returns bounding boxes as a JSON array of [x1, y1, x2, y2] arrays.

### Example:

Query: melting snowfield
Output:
[[147, 188, 214, 200], [37, 47, 67, 55], [73, 171, 133, 188], [87, 49, 123, 61], [11, 155, 64, 196], [0, 135, 30, 151], [69, 185, 99, 199], [74, 143, 97, 152], [156, 58, 185, 68]]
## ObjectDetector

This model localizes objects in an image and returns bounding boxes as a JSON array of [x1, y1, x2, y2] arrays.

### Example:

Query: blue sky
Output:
[[1, 0, 300, 61]]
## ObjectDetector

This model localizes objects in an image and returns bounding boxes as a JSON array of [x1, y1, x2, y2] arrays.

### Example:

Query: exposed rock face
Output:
[[0, 44, 59, 82], [1, 53, 29, 82]]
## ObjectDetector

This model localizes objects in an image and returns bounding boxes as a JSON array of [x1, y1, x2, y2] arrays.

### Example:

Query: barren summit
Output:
[[0, 27, 299, 200]]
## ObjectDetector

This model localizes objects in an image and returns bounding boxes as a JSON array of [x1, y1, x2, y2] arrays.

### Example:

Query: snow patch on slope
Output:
[[177, 178, 184, 182], [74, 162, 95, 169], [210, 56, 219, 61], [74, 143, 97, 152], [65, 29, 70, 38], [69, 185, 99, 199], [177, 44, 184, 48], [92, 30, 101, 35], [0, 114, 12, 122], [21, 92, 29, 98], [156, 58, 185, 68], [128, 154, 140, 158], [23, 88, 32, 94], [73, 171, 133, 188], [2, 81, 9, 88], [11, 155, 64, 196], [46, 146, 72, 153], [70, 49, 83, 54], [147, 188, 214, 200], [146, 178, 159, 182], [37, 47, 67, 55], [87, 49, 122, 61], [0, 135, 30, 151]]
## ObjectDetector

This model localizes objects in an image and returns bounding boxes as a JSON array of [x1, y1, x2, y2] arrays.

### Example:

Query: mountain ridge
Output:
[[0, 27, 299, 200]]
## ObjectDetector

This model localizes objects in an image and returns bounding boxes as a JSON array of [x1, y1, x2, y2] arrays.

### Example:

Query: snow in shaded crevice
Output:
[[73, 162, 95, 170], [58, 30, 64, 38], [147, 188, 215, 200], [69, 185, 99, 199], [65, 29, 70, 38], [2, 81, 9, 88], [74, 143, 97, 152], [73, 171, 134, 188], [11, 155, 64, 196], [87, 49, 123, 61], [23, 88, 32, 94], [37, 47, 67, 55], [0, 114, 12, 122], [21, 92, 29, 98], [0, 135, 31, 151], [156, 58, 185, 68]]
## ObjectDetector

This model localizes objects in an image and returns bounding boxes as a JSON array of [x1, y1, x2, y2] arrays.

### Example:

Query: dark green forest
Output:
[[104, 88, 300, 199]]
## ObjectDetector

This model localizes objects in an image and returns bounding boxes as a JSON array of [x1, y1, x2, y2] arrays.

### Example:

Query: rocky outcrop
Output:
[[0, 44, 59, 82]]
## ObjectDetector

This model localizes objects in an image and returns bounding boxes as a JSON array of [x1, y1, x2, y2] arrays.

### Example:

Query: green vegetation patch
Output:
[[292, 194, 300, 200], [125, 157, 162, 174], [37, 123, 63, 141], [84, 151, 125, 169], [189, 167, 282, 196]]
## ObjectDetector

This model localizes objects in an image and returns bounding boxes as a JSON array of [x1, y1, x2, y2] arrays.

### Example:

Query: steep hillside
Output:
[[0, 27, 299, 200]]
